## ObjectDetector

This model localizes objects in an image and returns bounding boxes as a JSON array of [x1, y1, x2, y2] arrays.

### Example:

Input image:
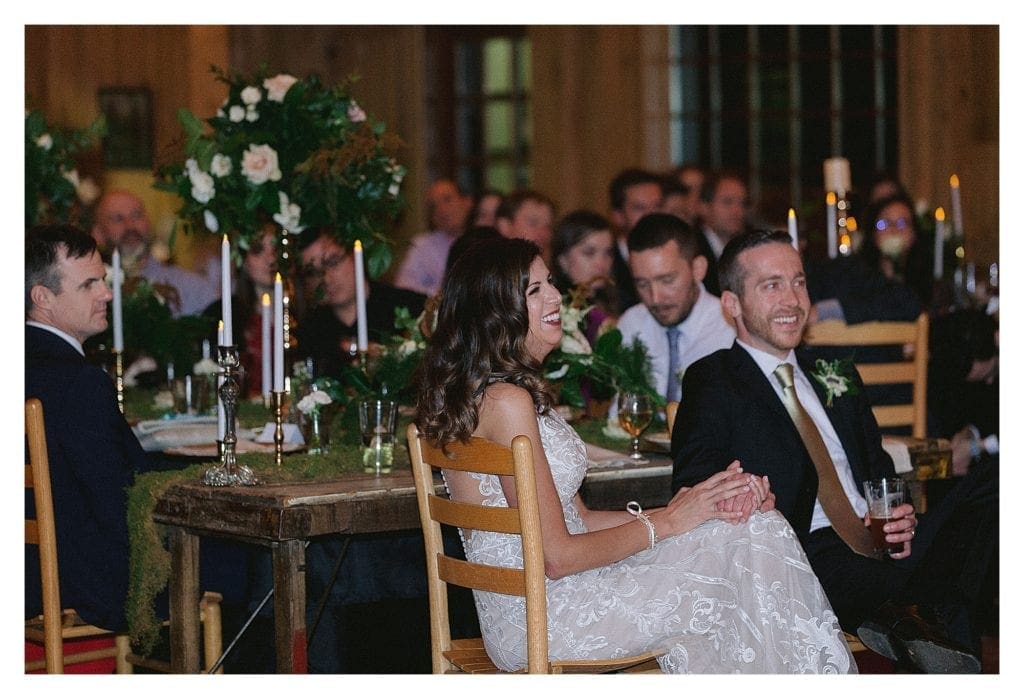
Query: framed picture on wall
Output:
[[98, 87, 153, 169]]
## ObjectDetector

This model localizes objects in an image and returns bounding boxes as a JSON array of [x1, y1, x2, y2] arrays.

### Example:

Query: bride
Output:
[[414, 236, 855, 673]]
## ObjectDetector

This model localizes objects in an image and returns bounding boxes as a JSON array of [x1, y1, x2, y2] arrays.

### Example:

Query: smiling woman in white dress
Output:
[[414, 236, 855, 674]]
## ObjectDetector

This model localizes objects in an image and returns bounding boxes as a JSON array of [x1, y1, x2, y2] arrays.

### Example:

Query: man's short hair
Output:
[[608, 168, 665, 211], [627, 213, 698, 260], [26, 224, 98, 314], [699, 169, 747, 204], [718, 229, 793, 296], [495, 189, 555, 221]]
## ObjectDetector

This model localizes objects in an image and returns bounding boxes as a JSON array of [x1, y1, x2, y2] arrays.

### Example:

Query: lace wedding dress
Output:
[[445, 410, 856, 673]]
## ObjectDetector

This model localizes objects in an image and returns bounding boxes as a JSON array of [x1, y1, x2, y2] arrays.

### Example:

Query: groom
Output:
[[670, 229, 996, 673]]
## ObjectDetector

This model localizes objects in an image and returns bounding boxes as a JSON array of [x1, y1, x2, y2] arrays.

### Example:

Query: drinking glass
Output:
[[359, 399, 397, 475], [617, 391, 654, 464], [862, 477, 906, 556]]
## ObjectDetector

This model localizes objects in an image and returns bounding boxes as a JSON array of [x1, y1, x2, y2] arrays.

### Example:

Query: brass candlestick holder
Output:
[[203, 345, 260, 486], [272, 390, 287, 466], [114, 350, 125, 415]]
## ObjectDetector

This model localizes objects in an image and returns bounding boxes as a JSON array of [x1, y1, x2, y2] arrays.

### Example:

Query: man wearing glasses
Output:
[[296, 232, 425, 379]]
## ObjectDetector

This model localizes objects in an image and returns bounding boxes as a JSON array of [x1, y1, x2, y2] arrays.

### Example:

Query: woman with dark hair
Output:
[[808, 193, 928, 325], [415, 236, 855, 673], [551, 209, 618, 345]]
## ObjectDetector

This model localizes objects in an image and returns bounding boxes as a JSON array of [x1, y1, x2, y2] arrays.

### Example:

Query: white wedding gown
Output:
[[445, 410, 856, 673]]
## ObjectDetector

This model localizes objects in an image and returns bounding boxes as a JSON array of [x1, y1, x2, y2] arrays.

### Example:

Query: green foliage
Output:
[[156, 66, 406, 278], [24, 108, 105, 227], [86, 278, 209, 371]]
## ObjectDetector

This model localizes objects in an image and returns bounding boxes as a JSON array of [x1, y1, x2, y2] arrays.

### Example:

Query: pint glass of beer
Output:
[[863, 477, 905, 556]]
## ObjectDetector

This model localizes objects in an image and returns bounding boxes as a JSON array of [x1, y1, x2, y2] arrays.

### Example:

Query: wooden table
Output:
[[152, 454, 671, 673]]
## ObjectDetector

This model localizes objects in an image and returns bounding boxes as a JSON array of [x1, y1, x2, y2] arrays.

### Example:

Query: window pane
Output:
[[485, 101, 513, 153], [487, 162, 515, 192], [517, 38, 532, 90], [483, 38, 513, 95]]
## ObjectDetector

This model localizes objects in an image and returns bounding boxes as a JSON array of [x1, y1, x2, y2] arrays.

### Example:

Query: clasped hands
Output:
[[665, 461, 774, 533]]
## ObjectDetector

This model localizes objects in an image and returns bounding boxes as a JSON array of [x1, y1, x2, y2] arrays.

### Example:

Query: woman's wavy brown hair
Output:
[[415, 237, 554, 446]]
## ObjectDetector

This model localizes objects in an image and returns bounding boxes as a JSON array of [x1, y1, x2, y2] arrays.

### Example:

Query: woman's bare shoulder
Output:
[[476, 383, 539, 441]]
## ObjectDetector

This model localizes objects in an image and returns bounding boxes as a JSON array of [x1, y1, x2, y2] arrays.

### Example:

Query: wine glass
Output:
[[617, 391, 654, 464]]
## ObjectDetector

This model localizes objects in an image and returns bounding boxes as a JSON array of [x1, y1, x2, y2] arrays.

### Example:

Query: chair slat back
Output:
[[803, 313, 929, 437], [408, 423, 548, 673], [25, 398, 65, 673]]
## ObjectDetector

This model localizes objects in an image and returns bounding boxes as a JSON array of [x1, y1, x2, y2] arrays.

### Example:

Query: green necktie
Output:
[[773, 362, 875, 557]]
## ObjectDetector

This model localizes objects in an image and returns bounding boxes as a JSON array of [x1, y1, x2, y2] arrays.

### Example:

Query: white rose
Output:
[[210, 153, 232, 177], [397, 339, 419, 358], [263, 74, 298, 102], [245, 106, 259, 122], [241, 144, 282, 185], [348, 101, 367, 123], [204, 209, 219, 233], [185, 158, 200, 175], [188, 167, 216, 204], [561, 329, 592, 356], [229, 105, 245, 123], [297, 390, 332, 414], [388, 183, 400, 197], [272, 191, 305, 232], [240, 85, 262, 106], [62, 168, 81, 188], [36, 133, 53, 150]]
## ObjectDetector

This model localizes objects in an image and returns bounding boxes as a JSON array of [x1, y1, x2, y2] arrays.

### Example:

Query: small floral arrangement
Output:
[[543, 289, 660, 409], [157, 66, 406, 278], [297, 389, 333, 417], [338, 303, 435, 407], [810, 357, 859, 407], [25, 108, 105, 227]]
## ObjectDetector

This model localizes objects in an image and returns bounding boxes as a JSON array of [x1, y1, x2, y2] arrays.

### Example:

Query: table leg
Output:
[[272, 539, 307, 673], [168, 526, 201, 673]]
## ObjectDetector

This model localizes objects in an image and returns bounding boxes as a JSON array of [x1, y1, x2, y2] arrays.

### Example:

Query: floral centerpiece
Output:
[[156, 66, 406, 278], [543, 290, 661, 410], [25, 108, 104, 227]]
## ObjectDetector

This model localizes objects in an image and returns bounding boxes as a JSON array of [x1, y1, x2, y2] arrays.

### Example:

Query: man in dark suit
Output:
[[671, 229, 996, 673], [25, 224, 144, 631], [695, 170, 751, 296]]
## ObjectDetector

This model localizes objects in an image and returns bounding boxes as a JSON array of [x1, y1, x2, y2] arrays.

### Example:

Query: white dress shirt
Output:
[[736, 340, 869, 531], [27, 320, 85, 355], [615, 284, 735, 405]]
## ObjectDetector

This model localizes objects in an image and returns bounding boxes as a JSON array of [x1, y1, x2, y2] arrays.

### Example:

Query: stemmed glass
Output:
[[617, 391, 654, 464]]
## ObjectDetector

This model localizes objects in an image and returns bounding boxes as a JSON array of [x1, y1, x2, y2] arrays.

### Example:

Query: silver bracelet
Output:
[[626, 501, 658, 550]]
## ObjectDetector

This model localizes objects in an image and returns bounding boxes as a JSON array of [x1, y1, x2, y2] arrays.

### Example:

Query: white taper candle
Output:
[[354, 240, 368, 351], [933, 207, 946, 280], [220, 235, 233, 346], [273, 274, 284, 393], [112, 248, 123, 352], [261, 293, 272, 400]]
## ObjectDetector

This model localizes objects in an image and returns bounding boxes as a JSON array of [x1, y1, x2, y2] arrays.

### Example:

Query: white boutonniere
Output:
[[810, 358, 859, 407]]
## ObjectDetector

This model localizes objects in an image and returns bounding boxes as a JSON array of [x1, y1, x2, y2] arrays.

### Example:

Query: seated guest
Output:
[[393, 178, 473, 297], [25, 225, 248, 633], [415, 235, 854, 673], [92, 189, 219, 317], [696, 170, 752, 296], [297, 231, 425, 378], [807, 192, 929, 324], [469, 188, 504, 228], [495, 189, 556, 266], [928, 308, 999, 475], [672, 229, 997, 673], [608, 168, 665, 314], [665, 163, 706, 227], [551, 209, 618, 345], [616, 213, 734, 405]]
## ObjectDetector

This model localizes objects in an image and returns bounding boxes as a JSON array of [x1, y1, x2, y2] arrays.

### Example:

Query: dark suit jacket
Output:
[[25, 324, 151, 630], [671, 341, 898, 540]]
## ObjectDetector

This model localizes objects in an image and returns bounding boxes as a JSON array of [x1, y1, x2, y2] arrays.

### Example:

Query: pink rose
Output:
[[241, 144, 282, 185], [263, 74, 298, 102]]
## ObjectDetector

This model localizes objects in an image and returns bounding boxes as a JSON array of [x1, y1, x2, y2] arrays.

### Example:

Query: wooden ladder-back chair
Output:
[[25, 398, 223, 674], [803, 313, 930, 438], [407, 423, 663, 674]]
